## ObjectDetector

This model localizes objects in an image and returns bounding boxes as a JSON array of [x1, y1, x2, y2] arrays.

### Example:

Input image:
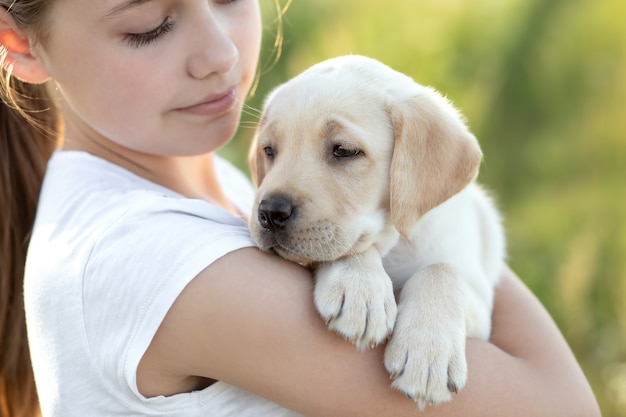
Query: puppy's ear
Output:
[[388, 87, 483, 238]]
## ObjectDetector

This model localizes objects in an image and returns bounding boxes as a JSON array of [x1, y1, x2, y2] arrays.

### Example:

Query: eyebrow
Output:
[[324, 118, 345, 137], [104, 0, 154, 19]]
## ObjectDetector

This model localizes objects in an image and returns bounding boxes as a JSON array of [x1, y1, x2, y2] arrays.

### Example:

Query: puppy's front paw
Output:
[[384, 309, 467, 410], [314, 255, 397, 350]]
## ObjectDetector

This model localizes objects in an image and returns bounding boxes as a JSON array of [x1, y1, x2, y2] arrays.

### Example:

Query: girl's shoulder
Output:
[[35, 151, 255, 280], [25, 151, 261, 414]]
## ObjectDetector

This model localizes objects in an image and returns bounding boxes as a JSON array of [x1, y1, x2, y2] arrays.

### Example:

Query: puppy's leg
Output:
[[384, 263, 468, 410], [315, 247, 397, 350]]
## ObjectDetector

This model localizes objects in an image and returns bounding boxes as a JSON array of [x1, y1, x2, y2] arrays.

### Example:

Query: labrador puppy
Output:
[[248, 55, 506, 409]]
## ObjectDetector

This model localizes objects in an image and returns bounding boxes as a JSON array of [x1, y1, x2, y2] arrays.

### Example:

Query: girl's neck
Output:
[[62, 136, 238, 216]]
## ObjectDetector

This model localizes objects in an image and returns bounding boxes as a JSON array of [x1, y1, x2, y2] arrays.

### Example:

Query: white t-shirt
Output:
[[24, 151, 302, 417]]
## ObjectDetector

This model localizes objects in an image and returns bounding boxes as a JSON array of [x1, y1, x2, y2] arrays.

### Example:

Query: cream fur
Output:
[[249, 55, 506, 409]]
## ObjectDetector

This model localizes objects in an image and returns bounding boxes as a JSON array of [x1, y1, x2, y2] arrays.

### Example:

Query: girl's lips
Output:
[[178, 89, 236, 116]]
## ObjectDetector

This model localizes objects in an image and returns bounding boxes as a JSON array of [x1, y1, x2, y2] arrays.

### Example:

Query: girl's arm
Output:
[[138, 248, 600, 417]]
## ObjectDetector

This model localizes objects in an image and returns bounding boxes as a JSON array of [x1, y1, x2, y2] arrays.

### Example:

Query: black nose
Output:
[[257, 196, 294, 231]]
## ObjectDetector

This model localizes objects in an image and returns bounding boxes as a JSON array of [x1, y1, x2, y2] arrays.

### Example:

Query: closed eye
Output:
[[124, 17, 174, 48]]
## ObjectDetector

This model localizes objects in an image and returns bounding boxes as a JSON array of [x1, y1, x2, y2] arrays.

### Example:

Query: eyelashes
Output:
[[121, 0, 242, 48], [124, 17, 174, 48]]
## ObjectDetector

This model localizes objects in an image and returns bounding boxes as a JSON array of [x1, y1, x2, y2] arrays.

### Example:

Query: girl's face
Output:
[[35, 0, 262, 156]]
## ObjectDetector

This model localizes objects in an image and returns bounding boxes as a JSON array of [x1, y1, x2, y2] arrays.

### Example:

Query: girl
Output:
[[0, 0, 600, 416]]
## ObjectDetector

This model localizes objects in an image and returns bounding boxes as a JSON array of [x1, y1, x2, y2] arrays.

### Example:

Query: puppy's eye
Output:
[[263, 146, 275, 158], [333, 145, 360, 158]]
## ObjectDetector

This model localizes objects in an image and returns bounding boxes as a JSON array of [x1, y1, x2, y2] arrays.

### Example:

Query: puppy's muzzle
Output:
[[257, 195, 294, 231]]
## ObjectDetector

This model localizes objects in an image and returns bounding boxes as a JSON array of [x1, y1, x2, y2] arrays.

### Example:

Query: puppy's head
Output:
[[249, 55, 482, 265]]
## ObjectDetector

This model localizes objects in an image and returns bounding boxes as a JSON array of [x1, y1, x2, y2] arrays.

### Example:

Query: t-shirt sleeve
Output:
[[81, 192, 255, 402]]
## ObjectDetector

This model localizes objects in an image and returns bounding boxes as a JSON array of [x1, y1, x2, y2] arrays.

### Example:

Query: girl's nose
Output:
[[187, 11, 238, 80]]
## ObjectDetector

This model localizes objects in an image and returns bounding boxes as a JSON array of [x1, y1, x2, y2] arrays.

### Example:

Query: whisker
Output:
[[233, 97, 263, 118], [240, 110, 262, 120], [242, 104, 263, 118], [228, 96, 263, 131], [239, 121, 261, 128], [238, 123, 261, 131]]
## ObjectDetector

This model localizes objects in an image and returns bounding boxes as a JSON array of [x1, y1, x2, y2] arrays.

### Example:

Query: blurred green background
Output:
[[220, 0, 626, 415]]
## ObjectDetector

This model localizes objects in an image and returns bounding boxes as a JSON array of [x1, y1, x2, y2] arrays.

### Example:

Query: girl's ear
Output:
[[0, 8, 50, 83]]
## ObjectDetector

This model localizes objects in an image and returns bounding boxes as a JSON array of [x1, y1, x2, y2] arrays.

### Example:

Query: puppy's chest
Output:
[[381, 238, 424, 291]]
